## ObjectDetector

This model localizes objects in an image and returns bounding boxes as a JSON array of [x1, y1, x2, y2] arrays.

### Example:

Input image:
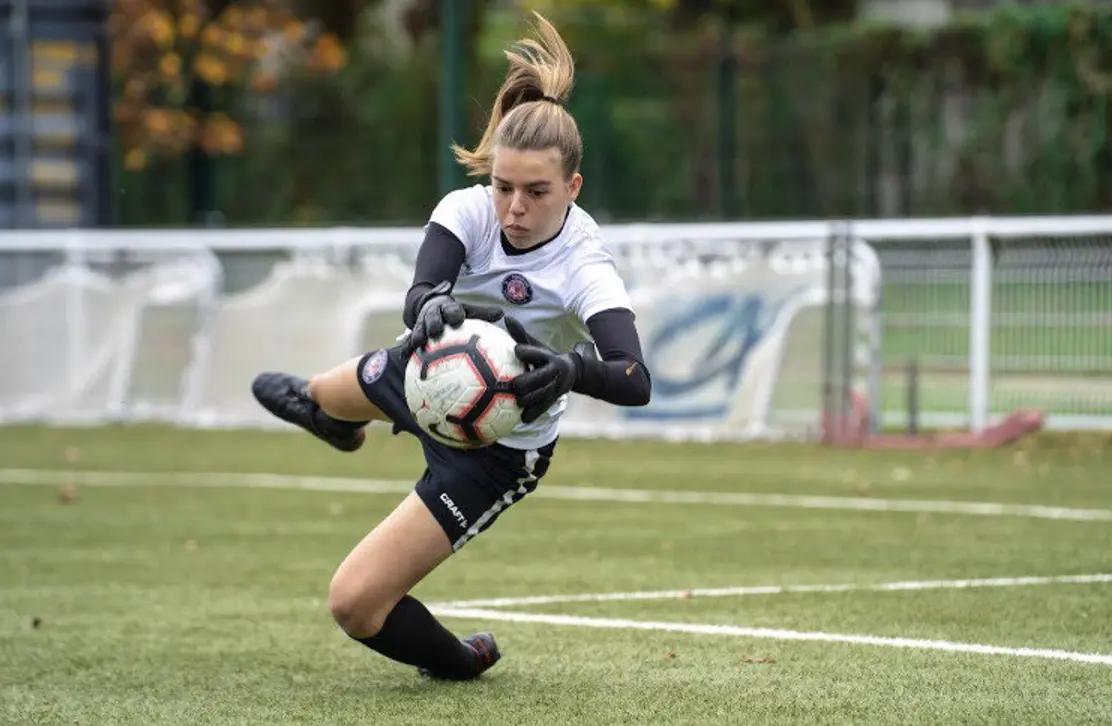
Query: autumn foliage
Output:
[[110, 0, 346, 171]]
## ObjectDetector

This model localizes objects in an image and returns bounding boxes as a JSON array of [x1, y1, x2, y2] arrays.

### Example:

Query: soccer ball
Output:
[[404, 318, 525, 449]]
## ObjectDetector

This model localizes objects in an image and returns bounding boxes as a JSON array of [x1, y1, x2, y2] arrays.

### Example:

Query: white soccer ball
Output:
[[404, 318, 525, 449]]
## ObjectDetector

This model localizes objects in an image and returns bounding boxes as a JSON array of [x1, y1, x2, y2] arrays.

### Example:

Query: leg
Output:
[[329, 492, 496, 679], [328, 492, 451, 637], [252, 357, 380, 452], [327, 439, 557, 679], [268, 345, 503, 678], [308, 357, 388, 423]]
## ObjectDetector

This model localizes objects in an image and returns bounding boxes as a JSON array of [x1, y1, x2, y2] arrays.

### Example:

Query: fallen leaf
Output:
[[31, 617, 41, 629], [57, 485, 78, 504], [741, 655, 776, 664]]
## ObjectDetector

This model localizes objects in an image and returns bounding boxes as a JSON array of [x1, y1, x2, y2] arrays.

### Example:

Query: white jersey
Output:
[[427, 183, 632, 449]]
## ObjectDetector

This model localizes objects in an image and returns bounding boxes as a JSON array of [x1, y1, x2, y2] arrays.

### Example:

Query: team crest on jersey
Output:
[[360, 349, 388, 384], [501, 273, 533, 305]]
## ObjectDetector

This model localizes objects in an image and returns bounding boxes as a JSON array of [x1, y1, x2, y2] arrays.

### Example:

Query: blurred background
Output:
[[1, 0, 1110, 440], [6, 0, 1112, 227]]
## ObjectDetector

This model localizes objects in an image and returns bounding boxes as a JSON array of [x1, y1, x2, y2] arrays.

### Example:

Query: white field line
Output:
[[536, 484, 1112, 522], [0, 468, 413, 495], [2, 468, 1112, 523], [5, 468, 1109, 666], [431, 573, 1112, 609], [427, 606, 1112, 667]]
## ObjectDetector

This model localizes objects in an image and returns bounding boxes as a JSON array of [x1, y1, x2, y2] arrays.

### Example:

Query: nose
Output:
[[509, 191, 527, 216]]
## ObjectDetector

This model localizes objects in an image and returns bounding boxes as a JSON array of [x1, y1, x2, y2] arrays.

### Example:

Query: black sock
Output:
[[354, 595, 477, 679], [312, 408, 367, 430], [301, 384, 367, 430]]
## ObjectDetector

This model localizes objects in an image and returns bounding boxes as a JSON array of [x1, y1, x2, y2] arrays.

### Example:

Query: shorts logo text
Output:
[[440, 492, 468, 528]]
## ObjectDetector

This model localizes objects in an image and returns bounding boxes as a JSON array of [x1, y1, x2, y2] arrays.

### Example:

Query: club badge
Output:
[[501, 273, 533, 305], [360, 349, 389, 384]]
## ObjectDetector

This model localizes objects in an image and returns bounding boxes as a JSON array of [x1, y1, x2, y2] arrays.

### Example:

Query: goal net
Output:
[[2, 217, 1106, 439]]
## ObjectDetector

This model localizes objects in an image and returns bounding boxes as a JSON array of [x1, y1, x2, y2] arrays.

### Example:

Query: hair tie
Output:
[[540, 95, 562, 106]]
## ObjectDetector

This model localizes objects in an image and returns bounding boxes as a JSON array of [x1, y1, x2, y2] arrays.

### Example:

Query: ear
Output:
[[567, 172, 583, 202]]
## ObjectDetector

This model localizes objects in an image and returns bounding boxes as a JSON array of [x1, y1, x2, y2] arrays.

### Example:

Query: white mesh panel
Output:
[[3, 219, 1107, 438], [122, 256, 221, 419], [0, 267, 133, 420], [0, 255, 221, 423], [561, 238, 879, 439], [183, 258, 409, 426]]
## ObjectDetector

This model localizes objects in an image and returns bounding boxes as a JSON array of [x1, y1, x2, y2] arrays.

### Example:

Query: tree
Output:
[[109, 0, 347, 176]]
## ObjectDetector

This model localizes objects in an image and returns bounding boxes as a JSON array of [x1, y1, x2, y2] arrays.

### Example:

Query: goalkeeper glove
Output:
[[504, 316, 597, 424], [403, 281, 504, 356]]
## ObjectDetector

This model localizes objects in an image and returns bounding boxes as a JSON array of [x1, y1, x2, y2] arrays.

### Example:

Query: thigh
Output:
[[417, 438, 557, 551], [341, 346, 424, 437], [309, 356, 389, 422], [330, 492, 453, 612]]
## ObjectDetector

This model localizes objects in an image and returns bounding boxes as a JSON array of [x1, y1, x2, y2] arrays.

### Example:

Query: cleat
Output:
[[251, 372, 365, 452], [418, 632, 501, 681], [465, 632, 501, 674]]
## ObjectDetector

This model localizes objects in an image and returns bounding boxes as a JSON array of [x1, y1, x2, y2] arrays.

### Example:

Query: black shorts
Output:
[[356, 344, 556, 550]]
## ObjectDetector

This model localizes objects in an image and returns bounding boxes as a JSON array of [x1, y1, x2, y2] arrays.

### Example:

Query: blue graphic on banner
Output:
[[629, 291, 798, 420]]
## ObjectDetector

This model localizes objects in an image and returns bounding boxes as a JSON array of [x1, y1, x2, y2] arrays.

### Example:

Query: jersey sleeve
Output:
[[427, 185, 493, 258], [402, 223, 466, 329], [565, 252, 633, 323]]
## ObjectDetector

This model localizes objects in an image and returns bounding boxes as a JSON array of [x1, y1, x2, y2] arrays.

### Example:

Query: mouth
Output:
[[506, 224, 528, 235]]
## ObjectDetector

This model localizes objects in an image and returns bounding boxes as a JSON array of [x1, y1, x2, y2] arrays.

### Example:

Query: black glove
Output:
[[404, 281, 504, 356], [505, 316, 597, 424]]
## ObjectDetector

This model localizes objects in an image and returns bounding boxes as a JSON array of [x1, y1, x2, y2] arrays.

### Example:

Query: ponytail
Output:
[[452, 12, 582, 180]]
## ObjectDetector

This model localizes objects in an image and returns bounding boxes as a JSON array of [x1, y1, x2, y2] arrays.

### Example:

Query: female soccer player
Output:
[[253, 13, 651, 680]]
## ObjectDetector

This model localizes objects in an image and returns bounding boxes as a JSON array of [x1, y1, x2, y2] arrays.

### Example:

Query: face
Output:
[[491, 146, 582, 249]]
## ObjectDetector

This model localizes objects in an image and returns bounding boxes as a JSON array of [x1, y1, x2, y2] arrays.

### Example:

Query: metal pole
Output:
[[64, 240, 86, 404], [907, 356, 919, 436], [10, 0, 34, 227], [821, 223, 838, 442], [969, 218, 992, 432], [840, 224, 855, 439], [867, 286, 883, 435], [438, 0, 466, 197], [716, 24, 738, 219], [94, 1, 112, 225]]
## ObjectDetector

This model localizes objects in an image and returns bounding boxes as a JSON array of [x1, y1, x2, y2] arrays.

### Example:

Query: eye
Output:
[[530, 189, 547, 198], [496, 185, 512, 194]]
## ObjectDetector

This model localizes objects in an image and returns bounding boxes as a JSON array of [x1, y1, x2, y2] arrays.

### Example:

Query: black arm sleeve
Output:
[[572, 308, 652, 406], [402, 222, 467, 328]]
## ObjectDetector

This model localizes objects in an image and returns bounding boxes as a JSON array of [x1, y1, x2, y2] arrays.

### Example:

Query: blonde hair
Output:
[[452, 12, 581, 180]]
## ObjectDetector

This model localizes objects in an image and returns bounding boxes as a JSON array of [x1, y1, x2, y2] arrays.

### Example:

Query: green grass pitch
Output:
[[2, 424, 1111, 724]]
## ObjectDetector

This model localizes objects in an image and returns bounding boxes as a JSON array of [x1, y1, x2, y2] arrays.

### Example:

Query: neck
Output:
[[505, 236, 545, 252]]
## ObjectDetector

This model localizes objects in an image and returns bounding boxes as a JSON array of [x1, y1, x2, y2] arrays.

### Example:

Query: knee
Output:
[[328, 575, 389, 638]]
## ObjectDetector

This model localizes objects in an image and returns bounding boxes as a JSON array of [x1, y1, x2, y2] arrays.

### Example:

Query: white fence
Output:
[[1, 216, 1109, 438]]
